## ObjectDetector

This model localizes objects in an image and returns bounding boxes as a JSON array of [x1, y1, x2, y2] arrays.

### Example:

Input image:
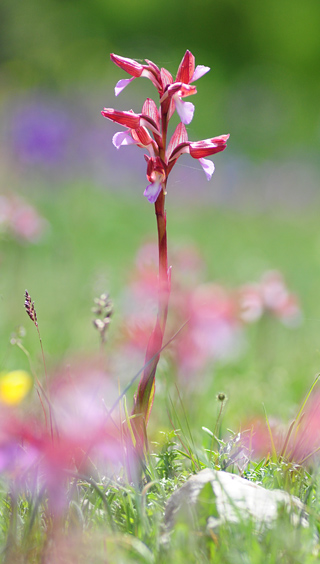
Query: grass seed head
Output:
[[24, 290, 38, 327], [92, 292, 113, 344]]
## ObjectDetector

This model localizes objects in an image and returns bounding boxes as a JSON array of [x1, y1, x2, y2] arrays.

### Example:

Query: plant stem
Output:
[[131, 185, 170, 446], [130, 103, 171, 457]]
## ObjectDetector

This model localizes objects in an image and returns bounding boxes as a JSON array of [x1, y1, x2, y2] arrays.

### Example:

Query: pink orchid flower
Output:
[[102, 50, 228, 204], [167, 122, 229, 180], [144, 155, 167, 203], [101, 53, 229, 446], [101, 108, 160, 137], [110, 53, 162, 94], [107, 99, 161, 157], [110, 50, 209, 124]]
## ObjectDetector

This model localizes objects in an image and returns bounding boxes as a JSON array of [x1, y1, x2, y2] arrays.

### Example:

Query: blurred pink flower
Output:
[[0, 360, 125, 514], [243, 392, 320, 465], [239, 270, 302, 327], [0, 412, 39, 478], [261, 271, 302, 326], [0, 194, 47, 243], [175, 284, 244, 375], [288, 392, 320, 464], [135, 241, 158, 272], [119, 247, 159, 355], [122, 314, 156, 354], [241, 417, 283, 461], [238, 284, 264, 323], [118, 247, 303, 381]]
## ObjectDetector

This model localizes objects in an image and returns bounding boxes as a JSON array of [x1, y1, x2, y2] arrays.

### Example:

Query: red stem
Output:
[[130, 106, 170, 455], [132, 186, 170, 433]]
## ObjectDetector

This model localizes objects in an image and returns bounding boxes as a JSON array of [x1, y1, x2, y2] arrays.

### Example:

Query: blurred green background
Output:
[[2, 0, 320, 161], [1, 0, 320, 430]]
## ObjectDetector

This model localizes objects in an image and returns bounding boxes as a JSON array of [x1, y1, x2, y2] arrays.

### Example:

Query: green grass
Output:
[[1, 183, 320, 562], [1, 430, 320, 563]]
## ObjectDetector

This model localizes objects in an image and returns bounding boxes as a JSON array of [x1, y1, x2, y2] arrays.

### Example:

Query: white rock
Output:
[[164, 468, 308, 535]]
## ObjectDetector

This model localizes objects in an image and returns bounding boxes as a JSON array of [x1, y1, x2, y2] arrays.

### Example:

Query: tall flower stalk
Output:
[[102, 50, 229, 450]]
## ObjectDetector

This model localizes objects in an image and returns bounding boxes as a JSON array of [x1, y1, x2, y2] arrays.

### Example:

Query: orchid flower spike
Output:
[[102, 50, 229, 203]]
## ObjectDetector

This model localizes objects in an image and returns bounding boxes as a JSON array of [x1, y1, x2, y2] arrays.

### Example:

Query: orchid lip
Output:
[[114, 77, 135, 96], [191, 65, 210, 82], [112, 131, 136, 149], [173, 96, 195, 125], [199, 158, 215, 180], [143, 180, 163, 203]]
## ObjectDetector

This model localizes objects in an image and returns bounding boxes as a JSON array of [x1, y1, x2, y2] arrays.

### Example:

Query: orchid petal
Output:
[[142, 98, 160, 128], [199, 158, 215, 180], [140, 115, 161, 136], [110, 54, 144, 77], [191, 65, 210, 82], [189, 135, 229, 158], [101, 108, 140, 129], [143, 180, 162, 203], [132, 126, 153, 147], [160, 67, 173, 89], [112, 131, 135, 149], [174, 96, 195, 125], [176, 50, 195, 84], [166, 122, 188, 160], [114, 77, 135, 96]]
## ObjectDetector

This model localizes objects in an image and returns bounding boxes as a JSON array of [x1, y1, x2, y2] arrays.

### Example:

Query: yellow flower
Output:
[[0, 370, 33, 405]]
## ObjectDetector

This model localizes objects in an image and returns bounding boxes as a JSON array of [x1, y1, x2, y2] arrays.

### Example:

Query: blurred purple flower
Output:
[[10, 99, 73, 167]]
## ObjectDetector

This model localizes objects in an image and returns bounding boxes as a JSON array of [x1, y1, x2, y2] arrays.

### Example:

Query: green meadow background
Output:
[[1, 0, 320, 432]]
